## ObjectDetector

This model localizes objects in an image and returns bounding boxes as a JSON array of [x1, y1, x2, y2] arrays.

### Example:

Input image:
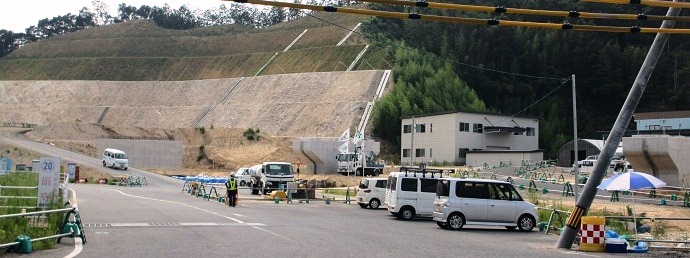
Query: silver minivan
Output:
[[433, 178, 538, 231]]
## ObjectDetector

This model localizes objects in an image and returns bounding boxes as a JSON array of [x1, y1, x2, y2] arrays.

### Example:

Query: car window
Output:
[[494, 183, 523, 201], [375, 180, 387, 188], [420, 178, 437, 193], [401, 178, 417, 192], [359, 179, 369, 189], [456, 182, 489, 199], [437, 180, 450, 197]]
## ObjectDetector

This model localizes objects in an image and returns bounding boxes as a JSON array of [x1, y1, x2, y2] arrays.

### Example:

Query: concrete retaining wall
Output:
[[96, 139, 182, 169], [623, 135, 690, 186], [293, 137, 380, 174]]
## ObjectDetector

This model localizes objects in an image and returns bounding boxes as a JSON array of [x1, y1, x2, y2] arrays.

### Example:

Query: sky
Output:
[[0, 0, 227, 32]]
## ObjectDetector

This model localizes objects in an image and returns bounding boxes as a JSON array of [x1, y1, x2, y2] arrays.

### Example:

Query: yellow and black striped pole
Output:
[[227, 0, 690, 34], [357, 0, 690, 22]]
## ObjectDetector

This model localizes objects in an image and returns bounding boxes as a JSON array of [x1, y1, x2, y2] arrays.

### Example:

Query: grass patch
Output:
[[0, 172, 63, 250], [535, 199, 631, 236]]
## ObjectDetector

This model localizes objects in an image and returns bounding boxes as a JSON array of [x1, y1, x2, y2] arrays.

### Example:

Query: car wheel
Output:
[[124, 167, 128, 171], [240, 181, 246, 186], [359, 203, 368, 208], [505, 226, 517, 231], [517, 215, 536, 232], [398, 207, 414, 220], [356, 169, 363, 176], [369, 198, 380, 209], [436, 222, 448, 229], [447, 213, 465, 230], [102, 161, 106, 167], [374, 169, 380, 177]]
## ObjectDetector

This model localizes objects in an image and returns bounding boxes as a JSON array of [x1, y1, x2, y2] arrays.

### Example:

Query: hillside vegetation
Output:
[[0, 11, 389, 80]]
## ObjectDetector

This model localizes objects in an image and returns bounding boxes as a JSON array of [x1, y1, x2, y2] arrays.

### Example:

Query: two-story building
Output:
[[400, 111, 541, 166]]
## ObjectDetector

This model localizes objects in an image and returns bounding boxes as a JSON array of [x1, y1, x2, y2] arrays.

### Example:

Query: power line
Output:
[[358, 0, 690, 22], [582, 0, 690, 9], [228, 0, 690, 34], [303, 10, 569, 81], [495, 78, 570, 124]]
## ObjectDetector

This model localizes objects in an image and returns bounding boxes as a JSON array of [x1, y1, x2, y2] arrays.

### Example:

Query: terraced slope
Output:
[[0, 70, 386, 137], [0, 12, 387, 81]]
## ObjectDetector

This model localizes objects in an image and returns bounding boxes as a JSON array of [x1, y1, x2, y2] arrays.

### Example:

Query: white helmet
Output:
[[230, 172, 235, 177]]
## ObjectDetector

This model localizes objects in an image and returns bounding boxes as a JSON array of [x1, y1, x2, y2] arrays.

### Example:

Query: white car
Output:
[[234, 167, 251, 186], [433, 178, 538, 231], [102, 148, 128, 170], [386, 168, 447, 220], [356, 178, 387, 209]]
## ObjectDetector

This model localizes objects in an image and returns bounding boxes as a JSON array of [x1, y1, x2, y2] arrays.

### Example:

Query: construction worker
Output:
[[226, 173, 238, 207]]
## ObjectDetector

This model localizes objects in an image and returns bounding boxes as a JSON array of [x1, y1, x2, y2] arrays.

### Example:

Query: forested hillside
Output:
[[365, 0, 690, 159]]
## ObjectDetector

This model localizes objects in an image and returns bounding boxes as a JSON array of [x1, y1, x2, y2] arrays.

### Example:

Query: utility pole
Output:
[[571, 74, 579, 202], [556, 2, 682, 249]]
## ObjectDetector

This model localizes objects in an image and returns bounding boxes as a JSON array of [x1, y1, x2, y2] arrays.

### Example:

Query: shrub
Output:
[[199, 126, 206, 134], [243, 128, 261, 141]]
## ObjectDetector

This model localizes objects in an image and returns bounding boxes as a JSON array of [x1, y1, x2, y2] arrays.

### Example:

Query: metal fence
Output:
[[0, 207, 86, 253]]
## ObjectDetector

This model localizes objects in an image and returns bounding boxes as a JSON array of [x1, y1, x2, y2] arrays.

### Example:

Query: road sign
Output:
[[0, 157, 11, 175], [67, 163, 76, 180], [38, 157, 61, 208]]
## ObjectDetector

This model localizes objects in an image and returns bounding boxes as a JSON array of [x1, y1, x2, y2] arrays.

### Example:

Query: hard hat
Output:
[[230, 172, 235, 177]]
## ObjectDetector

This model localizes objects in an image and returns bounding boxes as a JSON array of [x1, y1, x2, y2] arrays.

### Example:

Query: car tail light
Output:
[[363, 189, 371, 193]]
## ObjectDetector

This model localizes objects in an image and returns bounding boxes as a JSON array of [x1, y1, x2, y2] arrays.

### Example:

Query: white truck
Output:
[[336, 150, 384, 176], [248, 162, 295, 195]]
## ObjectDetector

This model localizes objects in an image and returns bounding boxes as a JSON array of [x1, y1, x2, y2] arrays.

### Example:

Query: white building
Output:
[[400, 111, 541, 166]]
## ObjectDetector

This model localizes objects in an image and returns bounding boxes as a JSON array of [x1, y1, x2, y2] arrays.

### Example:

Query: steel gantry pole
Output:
[[555, 1, 683, 249], [571, 74, 579, 202]]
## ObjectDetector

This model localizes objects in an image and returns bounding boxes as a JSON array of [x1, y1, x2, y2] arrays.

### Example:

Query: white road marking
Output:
[[62, 238, 83, 258], [108, 189, 244, 223], [86, 222, 266, 227], [107, 189, 286, 240], [233, 213, 245, 217]]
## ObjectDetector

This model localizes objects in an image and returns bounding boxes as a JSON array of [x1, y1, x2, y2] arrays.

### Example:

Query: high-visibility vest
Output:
[[228, 178, 237, 190]]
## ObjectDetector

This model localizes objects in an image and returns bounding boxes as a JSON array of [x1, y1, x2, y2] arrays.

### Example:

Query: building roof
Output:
[[400, 110, 538, 120], [467, 149, 543, 154], [634, 110, 690, 120]]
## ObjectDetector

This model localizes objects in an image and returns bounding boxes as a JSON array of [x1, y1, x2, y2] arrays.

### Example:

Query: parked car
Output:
[[433, 178, 538, 231], [234, 167, 251, 186], [357, 178, 387, 209]]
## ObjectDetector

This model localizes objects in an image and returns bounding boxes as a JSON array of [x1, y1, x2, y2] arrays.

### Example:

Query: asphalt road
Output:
[[1, 129, 619, 257]]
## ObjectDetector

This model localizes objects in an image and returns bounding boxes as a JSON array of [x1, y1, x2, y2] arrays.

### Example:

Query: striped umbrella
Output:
[[597, 171, 666, 242]]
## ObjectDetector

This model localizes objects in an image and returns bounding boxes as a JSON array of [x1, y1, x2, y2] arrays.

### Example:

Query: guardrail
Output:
[[0, 185, 39, 209], [0, 207, 86, 253]]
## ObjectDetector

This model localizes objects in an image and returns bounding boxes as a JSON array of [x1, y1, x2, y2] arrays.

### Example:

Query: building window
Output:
[[403, 125, 411, 133], [473, 123, 483, 133], [459, 122, 470, 132], [430, 123, 433, 133], [415, 148, 425, 157], [418, 124, 426, 133], [526, 127, 535, 136], [649, 125, 661, 130], [402, 149, 411, 157], [430, 148, 432, 158]]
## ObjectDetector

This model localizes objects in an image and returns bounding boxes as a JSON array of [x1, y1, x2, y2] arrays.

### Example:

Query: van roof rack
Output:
[[400, 166, 445, 178]]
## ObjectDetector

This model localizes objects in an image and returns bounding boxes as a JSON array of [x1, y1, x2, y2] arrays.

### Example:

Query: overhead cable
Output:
[[356, 0, 690, 22], [581, 0, 690, 8], [227, 0, 690, 34]]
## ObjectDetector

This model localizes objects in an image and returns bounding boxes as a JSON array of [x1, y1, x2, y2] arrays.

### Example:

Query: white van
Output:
[[385, 167, 447, 220], [102, 148, 128, 170], [357, 178, 387, 209], [433, 178, 538, 231], [234, 167, 251, 186]]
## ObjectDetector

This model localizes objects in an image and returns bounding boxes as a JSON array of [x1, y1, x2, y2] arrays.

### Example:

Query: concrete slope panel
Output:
[[623, 136, 689, 186]]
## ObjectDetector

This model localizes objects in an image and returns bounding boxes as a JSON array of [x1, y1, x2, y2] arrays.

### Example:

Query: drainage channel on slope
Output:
[[83, 222, 265, 228]]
